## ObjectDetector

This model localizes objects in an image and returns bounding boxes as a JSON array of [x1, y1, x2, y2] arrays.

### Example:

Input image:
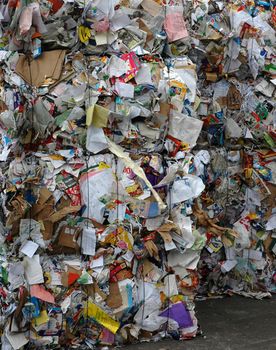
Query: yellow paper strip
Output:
[[107, 139, 166, 210], [86, 302, 120, 334]]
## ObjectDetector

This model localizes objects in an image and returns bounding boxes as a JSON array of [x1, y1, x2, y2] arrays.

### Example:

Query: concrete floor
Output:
[[125, 296, 276, 350]]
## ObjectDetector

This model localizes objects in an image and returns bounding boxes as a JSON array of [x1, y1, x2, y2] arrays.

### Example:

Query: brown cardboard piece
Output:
[[48, 205, 81, 223], [106, 283, 123, 309], [206, 72, 218, 82], [216, 96, 228, 107], [0, 99, 8, 113], [30, 188, 55, 240], [31, 193, 55, 218], [142, 259, 155, 277], [157, 222, 181, 234], [15, 50, 66, 87], [37, 188, 52, 205], [34, 204, 55, 221], [58, 225, 81, 249], [138, 18, 154, 43], [263, 233, 273, 260], [41, 220, 54, 241], [159, 102, 171, 117], [84, 283, 107, 301], [157, 222, 180, 243], [265, 183, 276, 217]]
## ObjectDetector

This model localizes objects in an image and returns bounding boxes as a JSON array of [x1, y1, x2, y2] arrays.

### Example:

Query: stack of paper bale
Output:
[[0, 0, 275, 349]]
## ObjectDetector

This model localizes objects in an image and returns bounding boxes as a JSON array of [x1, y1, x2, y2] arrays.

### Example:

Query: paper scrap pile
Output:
[[0, 0, 275, 348]]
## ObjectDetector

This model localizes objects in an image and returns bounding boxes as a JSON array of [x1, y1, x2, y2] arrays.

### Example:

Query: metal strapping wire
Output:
[[25, 51, 34, 350], [84, 155, 90, 337], [163, 9, 173, 331], [83, 54, 93, 341], [222, 6, 237, 227], [164, 179, 172, 338]]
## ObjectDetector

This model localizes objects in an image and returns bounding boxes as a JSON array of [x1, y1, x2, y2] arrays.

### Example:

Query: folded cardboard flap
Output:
[[48, 205, 81, 223], [31, 188, 55, 218], [32, 203, 55, 220], [157, 222, 181, 235], [84, 283, 107, 301], [37, 188, 53, 205], [15, 50, 66, 87]]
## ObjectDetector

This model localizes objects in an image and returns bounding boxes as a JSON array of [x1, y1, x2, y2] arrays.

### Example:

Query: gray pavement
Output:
[[124, 296, 276, 350]]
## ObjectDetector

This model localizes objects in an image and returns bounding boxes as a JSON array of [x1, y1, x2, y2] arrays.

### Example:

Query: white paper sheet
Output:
[[23, 255, 44, 285], [82, 227, 96, 256], [135, 63, 153, 85], [115, 81, 134, 98], [168, 249, 200, 270], [266, 213, 276, 230], [167, 175, 205, 206], [160, 274, 178, 297], [108, 55, 129, 77], [225, 118, 243, 138], [95, 32, 108, 45], [91, 255, 104, 268], [221, 259, 237, 273], [80, 168, 115, 223], [20, 240, 39, 258], [122, 250, 134, 262], [5, 330, 29, 350], [169, 111, 203, 148], [86, 125, 108, 154], [110, 11, 131, 31]]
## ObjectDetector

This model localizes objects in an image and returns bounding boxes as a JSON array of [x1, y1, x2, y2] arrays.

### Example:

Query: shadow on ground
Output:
[[125, 296, 276, 350]]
